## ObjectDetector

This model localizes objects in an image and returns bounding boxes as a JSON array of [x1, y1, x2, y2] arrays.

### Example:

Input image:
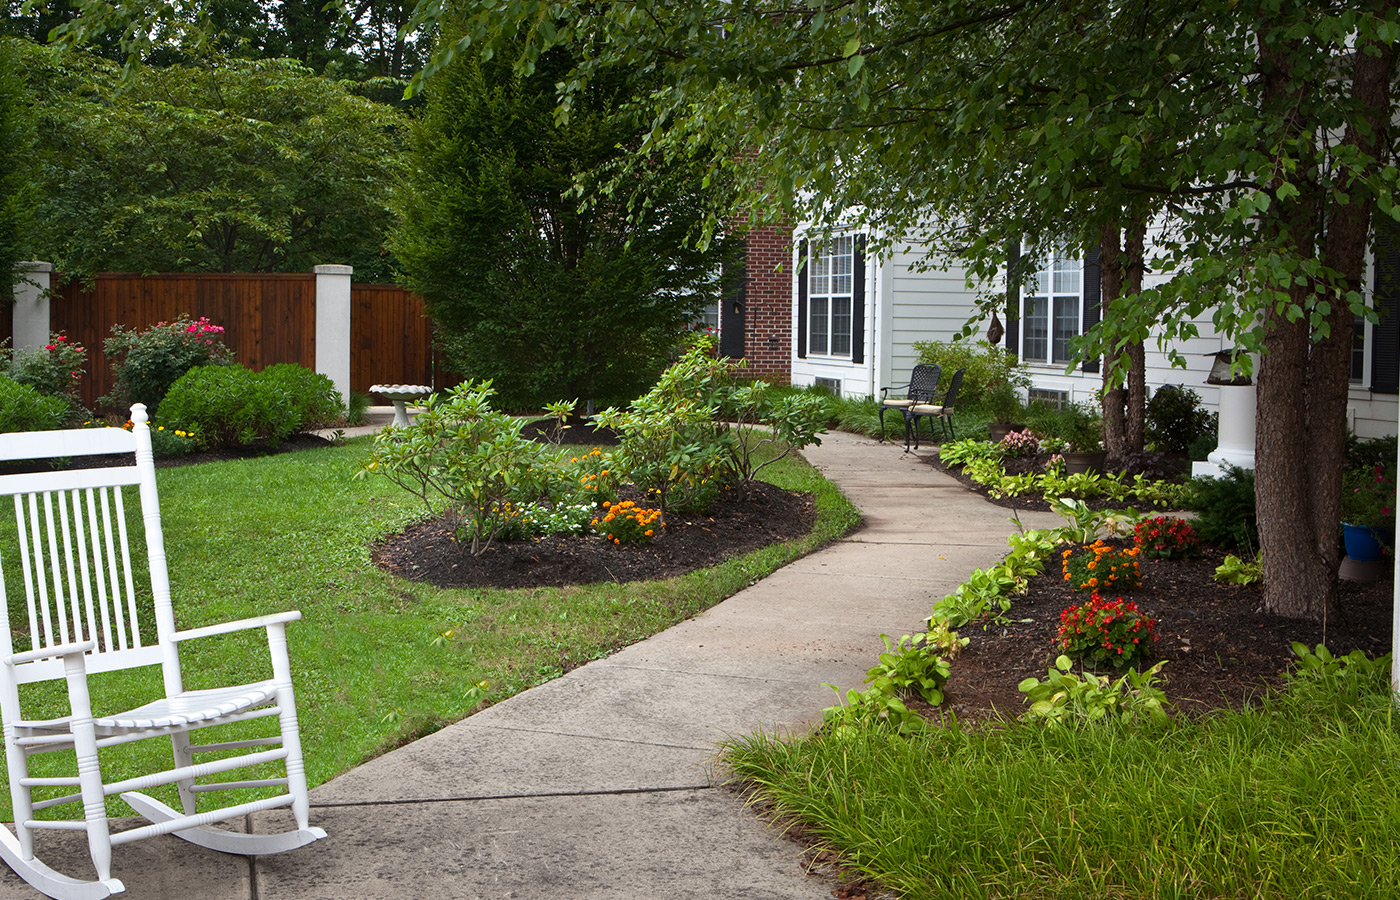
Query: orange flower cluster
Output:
[[591, 500, 664, 545], [1061, 540, 1142, 592]]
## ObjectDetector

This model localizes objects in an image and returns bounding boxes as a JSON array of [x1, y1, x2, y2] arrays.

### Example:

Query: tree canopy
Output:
[[19, 43, 406, 277]]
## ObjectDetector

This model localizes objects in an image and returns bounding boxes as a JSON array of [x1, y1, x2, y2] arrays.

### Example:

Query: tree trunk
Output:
[[1122, 217, 1147, 453], [1100, 221, 1128, 460], [1249, 21, 1396, 620]]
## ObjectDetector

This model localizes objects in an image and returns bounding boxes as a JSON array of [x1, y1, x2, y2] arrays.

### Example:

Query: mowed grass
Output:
[[723, 672, 1400, 900], [1, 436, 860, 819]]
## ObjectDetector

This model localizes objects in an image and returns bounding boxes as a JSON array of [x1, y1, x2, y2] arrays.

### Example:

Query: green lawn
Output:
[[724, 651, 1400, 900], [2, 436, 860, 819]]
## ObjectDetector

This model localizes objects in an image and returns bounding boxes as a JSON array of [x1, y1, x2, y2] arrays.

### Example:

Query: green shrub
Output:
[[102, 316, 235, 413], [1346, 434, 1398, 472], [1026, 400, 1102, 452], [158, 363, 339, 450], [1145, 384, 1217, 456], [1183, 464, 1258, 550], [0, 376, 69, 433], [364, 380, 550, 556], [594, 343, 734, 514], [912, 338, 1029, 407]]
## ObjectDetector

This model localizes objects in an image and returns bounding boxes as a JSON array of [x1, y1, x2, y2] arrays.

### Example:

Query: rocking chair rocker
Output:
[[0, 406, 325, 899]]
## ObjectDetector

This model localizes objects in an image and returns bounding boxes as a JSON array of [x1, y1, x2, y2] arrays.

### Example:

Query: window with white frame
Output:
[[1020, 246, 1082, 366], [808, 235, 855, 358]]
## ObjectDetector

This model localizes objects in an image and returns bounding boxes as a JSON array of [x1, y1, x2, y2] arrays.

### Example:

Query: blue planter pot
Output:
[[1342, 523, 1384, 562]]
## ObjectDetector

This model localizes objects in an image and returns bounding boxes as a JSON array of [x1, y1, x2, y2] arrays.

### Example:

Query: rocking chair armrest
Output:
[[5, 640, 96, 666], [172, 611, 304, 644]]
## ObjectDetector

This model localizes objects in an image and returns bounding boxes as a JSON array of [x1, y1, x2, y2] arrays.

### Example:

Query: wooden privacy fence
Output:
[[15, 272, 441, 412]]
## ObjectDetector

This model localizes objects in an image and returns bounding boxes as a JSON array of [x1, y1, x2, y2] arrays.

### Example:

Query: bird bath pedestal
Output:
[[369, 384, 432, 428]]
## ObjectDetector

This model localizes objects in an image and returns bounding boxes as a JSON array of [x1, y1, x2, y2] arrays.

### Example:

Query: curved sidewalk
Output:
[[1, 432, 1059, 899]]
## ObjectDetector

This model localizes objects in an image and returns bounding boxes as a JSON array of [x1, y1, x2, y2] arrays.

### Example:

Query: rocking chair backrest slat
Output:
[[0, 422, 171, 691]]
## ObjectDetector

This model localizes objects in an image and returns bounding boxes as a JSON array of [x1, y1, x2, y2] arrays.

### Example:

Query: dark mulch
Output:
[[923, 449, 1393, 722], [517, 418, 622, 446], [936, 542, 1392, 723], [372, 481, 817, 589]]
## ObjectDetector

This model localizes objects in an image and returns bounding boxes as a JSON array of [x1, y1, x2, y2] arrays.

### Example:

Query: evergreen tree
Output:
[[391, 42, 735, 409]]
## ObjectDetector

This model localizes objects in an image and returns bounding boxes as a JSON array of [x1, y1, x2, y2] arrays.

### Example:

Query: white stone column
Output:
[[12, 262, 54, 350], [1191, 353, 1258, 479], [314, 264, 353, 409]]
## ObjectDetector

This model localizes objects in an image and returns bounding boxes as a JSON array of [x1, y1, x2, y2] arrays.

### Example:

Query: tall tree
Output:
[[390, 38, 736, 409], [20, 44, 406, 278], [0, 37, 33, 293]]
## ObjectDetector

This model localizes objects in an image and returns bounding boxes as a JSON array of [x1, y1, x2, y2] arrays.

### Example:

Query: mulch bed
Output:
[[922, 450, 1394, 721], [935, 541, 1392, 723], [372, 481, 817, 589]]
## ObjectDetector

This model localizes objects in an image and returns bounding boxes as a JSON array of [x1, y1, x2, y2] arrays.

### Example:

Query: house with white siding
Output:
[[771, 224, 1400, 442]]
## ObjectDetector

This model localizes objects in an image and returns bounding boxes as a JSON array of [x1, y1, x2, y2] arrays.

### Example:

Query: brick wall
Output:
[[740, 223, 794, 382]]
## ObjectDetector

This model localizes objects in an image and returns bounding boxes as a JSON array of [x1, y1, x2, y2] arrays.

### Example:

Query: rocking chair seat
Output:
[[95, 682, 278, 733]]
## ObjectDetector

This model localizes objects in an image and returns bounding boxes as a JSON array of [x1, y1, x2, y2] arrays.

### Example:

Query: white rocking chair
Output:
[[0, 405, 325, 899]]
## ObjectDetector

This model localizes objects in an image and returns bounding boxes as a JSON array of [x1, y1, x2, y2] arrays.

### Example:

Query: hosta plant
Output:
[[1057, 592, 1157, 670], [1019, 655, 1169, 725], [865, 632, 955, 705]]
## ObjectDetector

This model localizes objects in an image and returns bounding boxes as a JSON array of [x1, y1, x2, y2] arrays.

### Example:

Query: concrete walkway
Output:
[[1, 430, 1059, 899]]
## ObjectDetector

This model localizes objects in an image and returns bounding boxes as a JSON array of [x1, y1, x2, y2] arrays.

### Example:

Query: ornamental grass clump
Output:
[[592, 500, 664, 545], [1061, 540, 1142, 592], [1133, 515, 1200, 559], [1057, 592, 1158, 669]]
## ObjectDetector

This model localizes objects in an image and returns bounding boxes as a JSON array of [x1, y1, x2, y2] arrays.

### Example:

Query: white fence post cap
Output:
[[313, 264, 354, 275]]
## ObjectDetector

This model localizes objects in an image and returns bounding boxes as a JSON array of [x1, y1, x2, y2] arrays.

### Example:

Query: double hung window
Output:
[[1020, 246, 1081, 366], [808, 235, 855, 358]]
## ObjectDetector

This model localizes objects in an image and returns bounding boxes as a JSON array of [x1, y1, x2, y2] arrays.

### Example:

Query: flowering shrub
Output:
[[102, 316, 235, 412], [3, 334, 88, 420], [999, 429, 1041, 458], [1061, 540, 1142, 592], [1133, 516, 1200, 559], [591, 500, 664, 545], [148, 423, 199, 458], [1057, 592, 1158, 670], [1340, 465, 1396, 529]]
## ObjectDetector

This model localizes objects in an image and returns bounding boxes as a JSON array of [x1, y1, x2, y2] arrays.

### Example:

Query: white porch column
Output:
[[314, 264, 353, 409], [1192, 353, 1258, 478], [12, 262, 54, 350]]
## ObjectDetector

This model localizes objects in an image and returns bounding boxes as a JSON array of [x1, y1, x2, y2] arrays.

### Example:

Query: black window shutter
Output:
[[1005, 241, 1021, 355], [851, 235, 866, 364], [1372, 217, 1400, 394], [1081, 244, 1102, 374], [719, 240, 747, 359], [796, 240, 809, 359]]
